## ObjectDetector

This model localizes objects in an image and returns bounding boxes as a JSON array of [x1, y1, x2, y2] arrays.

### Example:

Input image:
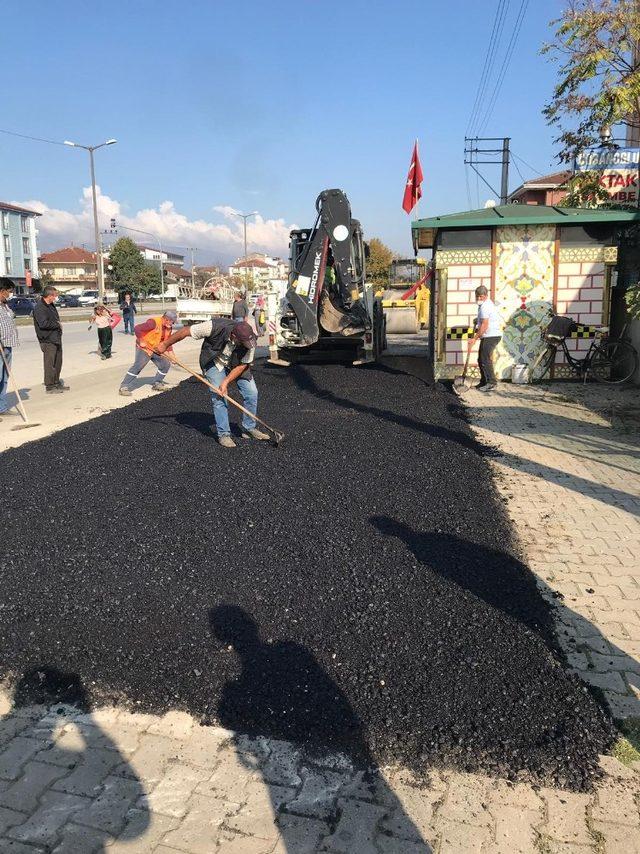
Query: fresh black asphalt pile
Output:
[[0, 357, 614, 789]]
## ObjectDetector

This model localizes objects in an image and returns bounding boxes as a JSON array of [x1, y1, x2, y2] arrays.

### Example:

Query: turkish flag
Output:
[[402, 141, 424, 214]]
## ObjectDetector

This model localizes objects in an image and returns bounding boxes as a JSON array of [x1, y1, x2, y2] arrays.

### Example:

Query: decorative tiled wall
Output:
[[433, 230, 610, 380], [494, 224, 556, 379]]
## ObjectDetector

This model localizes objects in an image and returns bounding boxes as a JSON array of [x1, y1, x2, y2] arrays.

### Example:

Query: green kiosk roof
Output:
[[412, 204, 640, 250]]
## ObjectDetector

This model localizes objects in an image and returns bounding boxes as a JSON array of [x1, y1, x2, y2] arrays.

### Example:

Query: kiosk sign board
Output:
[[575, 147, 640, 204]]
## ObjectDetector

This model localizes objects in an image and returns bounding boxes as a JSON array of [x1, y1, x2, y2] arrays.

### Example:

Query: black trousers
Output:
[[478, 336, 501, 385], [40, 342, 63, 388], [98, 327, 113, 357]]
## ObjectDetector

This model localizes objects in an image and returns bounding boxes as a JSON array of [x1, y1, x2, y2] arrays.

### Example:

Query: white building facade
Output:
[[0, 202, 40, 293]]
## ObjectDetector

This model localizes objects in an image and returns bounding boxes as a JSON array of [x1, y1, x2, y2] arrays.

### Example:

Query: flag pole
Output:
[[413, 138, 419, 221]]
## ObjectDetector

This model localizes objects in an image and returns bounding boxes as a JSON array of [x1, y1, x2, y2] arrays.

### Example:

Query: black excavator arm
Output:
[[285, 189, 369, 346]]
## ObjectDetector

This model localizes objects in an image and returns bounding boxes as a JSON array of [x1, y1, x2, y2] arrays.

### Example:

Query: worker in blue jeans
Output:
[[158, 318, 269, 449]]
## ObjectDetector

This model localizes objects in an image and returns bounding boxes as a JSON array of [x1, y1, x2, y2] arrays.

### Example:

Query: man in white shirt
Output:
[[469, 285, 501, 391]]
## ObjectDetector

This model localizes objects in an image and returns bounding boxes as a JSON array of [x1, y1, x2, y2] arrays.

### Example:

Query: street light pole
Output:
[[230, 211, 258, 292], [64, 138, 117, 303]]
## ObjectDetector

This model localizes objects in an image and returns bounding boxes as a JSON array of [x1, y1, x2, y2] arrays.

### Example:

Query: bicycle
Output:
[[528, 314, 639, 385]]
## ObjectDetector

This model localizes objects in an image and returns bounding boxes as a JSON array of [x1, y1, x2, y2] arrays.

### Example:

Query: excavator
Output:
[[266, 189, 386, 364]]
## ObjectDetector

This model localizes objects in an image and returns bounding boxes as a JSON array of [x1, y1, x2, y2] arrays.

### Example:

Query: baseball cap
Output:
[[232, 321, 257, 348]]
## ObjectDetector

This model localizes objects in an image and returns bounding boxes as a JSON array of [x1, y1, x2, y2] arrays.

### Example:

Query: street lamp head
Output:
[[63, 140, 76, 147], [105, 139, 117, 146]]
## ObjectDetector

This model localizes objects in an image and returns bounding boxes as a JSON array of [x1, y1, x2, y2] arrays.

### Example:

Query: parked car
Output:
[[7, 296, 36, 317], [56, 294, 82, 308], [78, 290, 99, 306]]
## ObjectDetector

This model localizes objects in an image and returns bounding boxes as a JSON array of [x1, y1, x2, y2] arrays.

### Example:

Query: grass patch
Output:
[[612, 717, 640, 766]]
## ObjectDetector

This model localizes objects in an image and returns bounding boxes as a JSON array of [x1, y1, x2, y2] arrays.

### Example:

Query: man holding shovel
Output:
[[119, 311, 177, 396], [157, 318, 269, 448], [0, 278, 18, 420]]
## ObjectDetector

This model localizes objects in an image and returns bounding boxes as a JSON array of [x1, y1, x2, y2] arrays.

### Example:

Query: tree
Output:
[[108, 237, 161, 295], [558, 171, 612, 207], [542, 0, 640, 164], [365, 238, 394, 289]]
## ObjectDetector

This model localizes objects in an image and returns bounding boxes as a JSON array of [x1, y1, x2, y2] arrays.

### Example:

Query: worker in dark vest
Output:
[[158, 318, 269, 448]]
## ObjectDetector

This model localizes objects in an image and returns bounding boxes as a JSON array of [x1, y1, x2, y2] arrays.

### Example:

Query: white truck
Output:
[[176, 279, 235, 325]]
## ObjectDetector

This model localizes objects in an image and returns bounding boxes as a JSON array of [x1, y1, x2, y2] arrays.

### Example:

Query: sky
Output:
[[3, 0, 566, 267]]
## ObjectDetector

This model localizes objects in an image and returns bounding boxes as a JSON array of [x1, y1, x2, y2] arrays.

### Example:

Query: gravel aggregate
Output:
[[0, 358, 615, 789]]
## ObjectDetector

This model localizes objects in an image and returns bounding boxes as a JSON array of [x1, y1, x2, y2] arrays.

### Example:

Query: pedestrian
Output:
[[119, 291, 137, 334], [157, 317, 269, 448], [469, 285, 502, 391], [232, 291, 249, 323], [119, 310, 177, 396], [0, 277, 18, 420], [253, 294, 267, 335], [89, 305, 114, 360], [33, 286, 68, 394]]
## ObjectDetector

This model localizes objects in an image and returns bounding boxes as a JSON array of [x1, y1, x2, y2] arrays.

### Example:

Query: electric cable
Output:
[[466, 0, 510, 136], [477, 0, 529, 135], [0, 128, 67, 147]]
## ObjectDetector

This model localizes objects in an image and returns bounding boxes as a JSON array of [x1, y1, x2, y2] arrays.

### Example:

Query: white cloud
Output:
[[16, 188, 296, 263]]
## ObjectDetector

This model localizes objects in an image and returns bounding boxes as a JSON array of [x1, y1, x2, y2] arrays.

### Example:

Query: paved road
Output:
[[10, 314, 156, 389]]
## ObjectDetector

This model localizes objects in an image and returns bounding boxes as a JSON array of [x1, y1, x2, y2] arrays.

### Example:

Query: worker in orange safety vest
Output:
[[119, 310, 177, 397]]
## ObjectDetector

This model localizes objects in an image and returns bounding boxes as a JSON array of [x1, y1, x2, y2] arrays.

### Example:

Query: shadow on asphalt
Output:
[[370, 516, 639, 719], [210, 606, 432, 853]]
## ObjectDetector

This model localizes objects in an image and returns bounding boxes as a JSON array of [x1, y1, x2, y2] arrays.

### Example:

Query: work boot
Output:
[[151, 381, 169, 391], [218, 435, 236, 449], [241, 428, 270, 440], [46, 386, 63, 394], [479, 382, 497, 392], [58, 381, 70, 390], [119, 387, 132, 397]]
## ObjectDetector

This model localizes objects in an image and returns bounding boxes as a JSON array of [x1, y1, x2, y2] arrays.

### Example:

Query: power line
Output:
[[0, 128, 67, 147], [465, 163, 473, 209], [466, 0, 510, 136], [477, 0, 529, 135], [511, 150, 544, 177], [512, 158, 525, 182]]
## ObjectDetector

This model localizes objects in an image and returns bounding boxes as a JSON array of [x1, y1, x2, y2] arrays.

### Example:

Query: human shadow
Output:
[[210, 606, 433, 853], [288, 363, 482, 455], [0, 667, 150, 852], [450, 392, 640, 516], [369, 516, 639, 717]]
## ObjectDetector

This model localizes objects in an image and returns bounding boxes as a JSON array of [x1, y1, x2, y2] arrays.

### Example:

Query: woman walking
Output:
[[90, 305, 114, 360]]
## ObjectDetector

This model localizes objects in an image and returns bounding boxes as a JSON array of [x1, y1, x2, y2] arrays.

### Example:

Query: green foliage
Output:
[[108, 237, 162, 295], [558, 171, 612, 207], [542, 0, 640, 163], [366, 238, 395, 288], [625, 279, 640, 319]]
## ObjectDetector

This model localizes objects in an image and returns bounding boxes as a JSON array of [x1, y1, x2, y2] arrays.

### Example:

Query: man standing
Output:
[[119, 291, 137, 334], [33, 286, 68, 394], [231, 291, 249, 323], [0, 278, 18, 419], [469, 285, 501, 391], [157, 317, 269, 448], [119, 310, 177, 396]]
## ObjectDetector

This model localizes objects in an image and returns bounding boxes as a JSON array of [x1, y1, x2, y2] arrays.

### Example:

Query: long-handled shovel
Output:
[[166, 352, 284, 447], [454, 345, 474, 389], [0, 342, 42, 431]]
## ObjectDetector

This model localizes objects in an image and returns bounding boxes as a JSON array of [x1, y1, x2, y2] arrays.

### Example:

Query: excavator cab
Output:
[[270, 189, 385, 364]]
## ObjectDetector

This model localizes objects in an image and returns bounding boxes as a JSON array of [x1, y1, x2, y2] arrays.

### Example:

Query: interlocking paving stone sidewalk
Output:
[[462, 381, 640, 720], [0, 379, 637, 852], [0, 702, 635, 853]]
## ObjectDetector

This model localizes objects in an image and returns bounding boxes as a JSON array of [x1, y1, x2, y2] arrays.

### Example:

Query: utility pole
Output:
[[464, 137, 511, 205], [230, 211, 258, 292], [501, 138, 510, 206], [64, 138, 117, 302], [188, 247, 197, 295]]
